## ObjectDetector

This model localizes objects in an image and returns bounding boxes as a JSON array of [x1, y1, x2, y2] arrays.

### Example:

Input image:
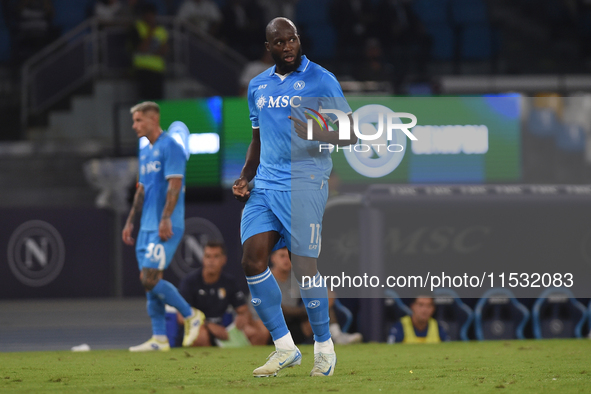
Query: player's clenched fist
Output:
[[232, 176, 250, 202], [122, 222, 135, 245]]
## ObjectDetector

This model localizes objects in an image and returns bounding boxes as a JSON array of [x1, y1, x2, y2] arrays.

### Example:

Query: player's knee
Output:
[[241, 257, 267, 276], [141, 269, 161, 291]]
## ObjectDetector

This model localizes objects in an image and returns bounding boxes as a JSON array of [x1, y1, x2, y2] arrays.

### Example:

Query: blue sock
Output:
[[247, 268, 289, 341], [151, 279, 192, 318], [299, 272, 331, 342], [147, 291, 166, 336]]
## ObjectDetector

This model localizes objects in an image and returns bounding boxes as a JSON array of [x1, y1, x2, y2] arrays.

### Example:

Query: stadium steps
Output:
[[0, 144, 99, 207]]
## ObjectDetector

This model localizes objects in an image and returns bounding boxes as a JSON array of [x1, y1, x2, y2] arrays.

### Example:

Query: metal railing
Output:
[[21, 16, 247, 128]]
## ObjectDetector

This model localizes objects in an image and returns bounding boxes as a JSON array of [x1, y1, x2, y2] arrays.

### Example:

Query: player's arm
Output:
[[232, 127, 260, 202], [203, 321, 229, 341], [159, 177, 182, 241], [291, 113, 357, 147], [122, 183, 145, 245]]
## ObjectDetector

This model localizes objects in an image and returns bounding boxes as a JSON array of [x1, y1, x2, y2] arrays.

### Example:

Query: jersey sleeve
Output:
[[164, 139, 186, 179], [228, 281, 247, 309], [318, 72, 352, 123], [247, 81, 260, 129]]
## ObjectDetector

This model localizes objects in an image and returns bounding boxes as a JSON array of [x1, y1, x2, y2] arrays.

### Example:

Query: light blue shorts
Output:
[[136, 228, 184, 270], [240, 188, 328, 258]]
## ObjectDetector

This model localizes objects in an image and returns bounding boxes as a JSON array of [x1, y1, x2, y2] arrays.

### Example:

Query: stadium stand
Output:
[[532, 288, 587, 339], [433, 289, 474, 341], [474, 288, 530, 340]]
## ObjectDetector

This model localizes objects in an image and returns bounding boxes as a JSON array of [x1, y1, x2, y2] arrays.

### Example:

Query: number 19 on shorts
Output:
[[309, 223, 321, 250]]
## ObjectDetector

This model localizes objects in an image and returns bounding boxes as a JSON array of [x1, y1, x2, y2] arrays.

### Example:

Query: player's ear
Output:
[[265, 42, 270, 51]]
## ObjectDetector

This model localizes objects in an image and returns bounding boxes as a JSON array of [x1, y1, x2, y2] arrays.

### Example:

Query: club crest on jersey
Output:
[[294, 80, 305, 90], [256, 95, 267, 109]]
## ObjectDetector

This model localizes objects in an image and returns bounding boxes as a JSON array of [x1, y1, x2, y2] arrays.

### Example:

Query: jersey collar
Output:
[[268, 55, 311, 76]]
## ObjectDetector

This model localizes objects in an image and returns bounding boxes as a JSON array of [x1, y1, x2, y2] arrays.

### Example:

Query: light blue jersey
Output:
[[247, 55, 352, 191], [138, 132, 186, 231]]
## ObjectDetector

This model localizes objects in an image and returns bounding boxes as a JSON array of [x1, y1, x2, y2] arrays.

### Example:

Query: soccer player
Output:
[[232, 17, 356, 377], [123, 101, 204, 352], [176, 240, 263, 346]]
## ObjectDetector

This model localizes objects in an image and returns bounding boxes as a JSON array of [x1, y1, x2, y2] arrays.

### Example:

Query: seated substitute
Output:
[[176, 240, 258, 346], [270, 247, 363, 345], [387, 296, 449, 344]]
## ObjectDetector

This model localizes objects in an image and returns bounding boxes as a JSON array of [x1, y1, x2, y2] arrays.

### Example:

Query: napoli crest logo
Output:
[[294, 80, 305, 90], [307, 300, 321, 309], [251, 298, 262, 306]]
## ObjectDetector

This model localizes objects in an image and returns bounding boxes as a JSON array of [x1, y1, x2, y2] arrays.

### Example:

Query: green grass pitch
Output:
[[2, 340, 590, 393]]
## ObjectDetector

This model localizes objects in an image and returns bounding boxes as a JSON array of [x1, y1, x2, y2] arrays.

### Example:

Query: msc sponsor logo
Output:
[[256, 95, 303, 109], [141, 161, 161, 175]]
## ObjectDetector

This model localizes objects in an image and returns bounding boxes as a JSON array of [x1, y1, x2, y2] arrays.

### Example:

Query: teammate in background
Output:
[[232, 17, 356, 377], [176, 240, 268, 346], [387, 296, 449, 344], [270, 247, 363, 345], [123, 101, 204, 352]]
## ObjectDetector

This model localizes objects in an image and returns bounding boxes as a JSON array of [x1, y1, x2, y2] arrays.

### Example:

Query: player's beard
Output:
[[273, 46, 302, 74]]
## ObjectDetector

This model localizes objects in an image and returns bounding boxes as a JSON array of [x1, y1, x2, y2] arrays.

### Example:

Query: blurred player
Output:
[[387, 296, 449, 344], [123, 101, 204, 351], [176, 240, 269, 347], [232, 17, 356, 377]]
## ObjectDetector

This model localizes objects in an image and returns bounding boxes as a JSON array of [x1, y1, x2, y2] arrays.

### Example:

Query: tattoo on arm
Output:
[[126, 185, 144, 226], [161, 178, 181, 220]]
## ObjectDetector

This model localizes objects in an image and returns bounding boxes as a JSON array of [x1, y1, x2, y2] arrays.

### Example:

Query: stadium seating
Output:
[[459, 24, 493, 61], [413, 0, 450, 24], [384, 289, 413, 323], [0, 27, 10, 64], [532, 288, 587, 339], [424, 24, 455, 62], [555, 123, 586, 153], [474, 288, 530, 340], [52, 0, 94, 35], [450, 0, 488, 25], [333, 298, 354, 333], [527, 108, 559, 138], [433, 289, 474, 341]]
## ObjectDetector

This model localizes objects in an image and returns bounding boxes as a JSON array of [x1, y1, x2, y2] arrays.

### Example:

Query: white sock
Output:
[[153, 335, 168, 342], [274, 332, 296, 350], [314, 338, 334, 354]]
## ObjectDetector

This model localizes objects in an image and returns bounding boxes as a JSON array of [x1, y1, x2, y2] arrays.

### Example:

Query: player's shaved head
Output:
[[265, 17, 302, 74], [265, 17, 297, 42]]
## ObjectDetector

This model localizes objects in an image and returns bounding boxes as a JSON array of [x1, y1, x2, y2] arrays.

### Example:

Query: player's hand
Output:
[[234, 313, 248, 330], [290, 113, 334, 143], [232, 177, 250, 202], [122, 222, 135, 245], [159, 217, 173, 241]]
